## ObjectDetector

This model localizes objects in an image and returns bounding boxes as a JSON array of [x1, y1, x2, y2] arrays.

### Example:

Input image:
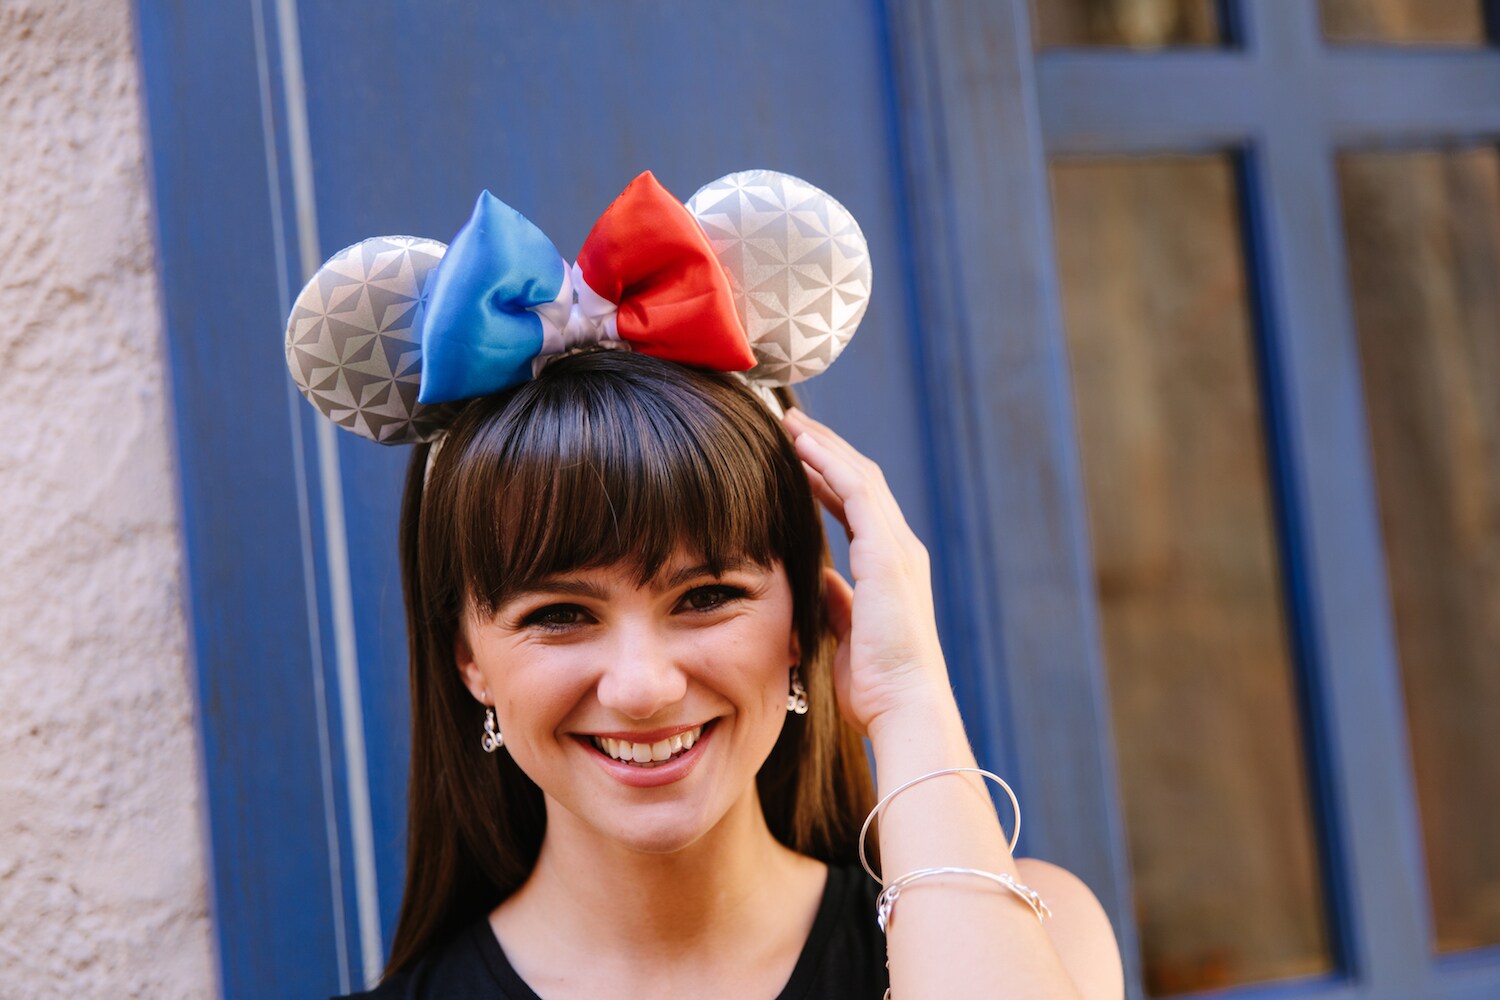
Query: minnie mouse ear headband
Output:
[[284, 169, 873, 445]]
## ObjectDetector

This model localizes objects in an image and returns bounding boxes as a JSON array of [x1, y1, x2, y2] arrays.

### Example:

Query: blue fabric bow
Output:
[[417, 191, 568, 404]]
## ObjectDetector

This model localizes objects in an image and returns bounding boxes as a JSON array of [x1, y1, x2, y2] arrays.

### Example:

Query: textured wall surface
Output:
[[0, 1, 216, 996]]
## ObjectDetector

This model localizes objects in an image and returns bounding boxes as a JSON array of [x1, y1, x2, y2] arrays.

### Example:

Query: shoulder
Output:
[[1015, 858, 1124, 1000]]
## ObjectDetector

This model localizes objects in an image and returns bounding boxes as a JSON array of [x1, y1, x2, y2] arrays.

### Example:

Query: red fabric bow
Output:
[[575, 172, 755, 372]]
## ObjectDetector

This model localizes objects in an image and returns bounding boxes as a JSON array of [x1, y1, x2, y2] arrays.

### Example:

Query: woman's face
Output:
[[456, 548, 800, 856]]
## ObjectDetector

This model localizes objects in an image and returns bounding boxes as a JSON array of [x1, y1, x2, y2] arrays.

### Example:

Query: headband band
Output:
[[285, 169, 872, 444]]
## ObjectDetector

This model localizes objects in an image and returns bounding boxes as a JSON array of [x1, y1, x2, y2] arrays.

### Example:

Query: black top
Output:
[[336, 865, 887, 1000]]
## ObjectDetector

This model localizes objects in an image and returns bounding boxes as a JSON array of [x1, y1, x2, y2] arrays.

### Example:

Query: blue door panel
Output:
[[135, 2, 349, 995]]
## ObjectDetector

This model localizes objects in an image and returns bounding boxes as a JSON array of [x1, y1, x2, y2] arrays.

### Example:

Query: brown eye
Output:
[[522, 604, 588, 630], [680, 585, 745, 612]]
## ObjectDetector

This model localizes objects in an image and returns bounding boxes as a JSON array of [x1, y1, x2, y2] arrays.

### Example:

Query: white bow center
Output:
[[531, 262, 621, 359]]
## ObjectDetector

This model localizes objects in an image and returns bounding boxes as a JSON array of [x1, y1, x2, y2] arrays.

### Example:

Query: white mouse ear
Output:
[[284, 235, 458, 444], [686, 170, 871, 386]]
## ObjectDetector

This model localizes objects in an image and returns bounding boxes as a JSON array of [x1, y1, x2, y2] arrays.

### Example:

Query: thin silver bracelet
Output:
[[876, 865, 1053, 933], [858, 767, 1021, 884]]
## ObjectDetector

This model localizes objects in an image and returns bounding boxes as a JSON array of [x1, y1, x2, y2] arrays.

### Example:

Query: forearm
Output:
[[868, 686, 1083, 1000]]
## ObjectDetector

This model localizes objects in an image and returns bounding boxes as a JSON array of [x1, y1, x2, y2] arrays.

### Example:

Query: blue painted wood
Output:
[[1321, 51, 1500, 144], [1237, 11, 1431, 998], [1236, 146, 1360, 997], [261, 5, 373, 983], [133, 1, 351, 996], [333, 436, 414, 952], [291, 400, 363, 991], [1040, 51, 1264, 153], [882, 0, 1142, 993], [1039, 50, 1500, 154]]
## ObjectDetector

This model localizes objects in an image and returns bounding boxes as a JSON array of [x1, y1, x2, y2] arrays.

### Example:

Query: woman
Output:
[[291, 171, 1123, 998]]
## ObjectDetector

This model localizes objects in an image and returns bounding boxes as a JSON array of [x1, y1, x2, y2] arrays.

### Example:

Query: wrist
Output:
[[864, 680, 969, 753]]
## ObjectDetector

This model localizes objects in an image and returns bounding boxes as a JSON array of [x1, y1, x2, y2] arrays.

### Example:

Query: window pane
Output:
[[1337, 147, 1500, 953], [1033, 0, 1222, 48], [1321, 0, 1488, 44], [1051, 156, 1335, 995]]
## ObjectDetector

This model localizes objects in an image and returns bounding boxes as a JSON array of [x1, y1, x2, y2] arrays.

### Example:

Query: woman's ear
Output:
[[821, 565, 854, 644], [454, 625, 490, 704]]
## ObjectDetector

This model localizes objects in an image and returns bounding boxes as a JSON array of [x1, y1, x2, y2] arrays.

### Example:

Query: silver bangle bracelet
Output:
[[857, 766, 1022, 884], [876, 865, 1053, 933]]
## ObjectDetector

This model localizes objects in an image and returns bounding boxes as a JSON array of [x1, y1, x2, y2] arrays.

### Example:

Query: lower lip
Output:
[[579, 723, 716, 789]]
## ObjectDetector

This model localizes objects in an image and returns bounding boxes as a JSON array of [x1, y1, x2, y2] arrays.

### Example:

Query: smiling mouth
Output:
[[589, 722, 713, 768]]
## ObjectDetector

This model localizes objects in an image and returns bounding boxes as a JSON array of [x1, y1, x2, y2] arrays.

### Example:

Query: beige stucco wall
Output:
[[0, 1, 217, 996]]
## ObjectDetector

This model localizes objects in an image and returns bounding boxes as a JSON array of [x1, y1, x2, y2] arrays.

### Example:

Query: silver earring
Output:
[[481, 706, 504, 753], [787, 666, 809, 715]]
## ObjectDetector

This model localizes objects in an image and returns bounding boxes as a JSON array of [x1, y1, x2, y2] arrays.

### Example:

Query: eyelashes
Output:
[[518, 604, 589, 631], [514, 584, 752, 633], [678, 584, 749, 612]]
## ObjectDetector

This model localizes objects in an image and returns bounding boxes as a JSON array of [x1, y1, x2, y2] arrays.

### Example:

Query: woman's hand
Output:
[[782, 407, 953, 735]]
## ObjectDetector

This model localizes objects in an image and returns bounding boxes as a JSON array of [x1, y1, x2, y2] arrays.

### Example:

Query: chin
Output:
[[588, 799, 728, 856]]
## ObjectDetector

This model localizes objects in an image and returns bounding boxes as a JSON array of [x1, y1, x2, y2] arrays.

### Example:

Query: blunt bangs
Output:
[[434, 351, 800, 617]]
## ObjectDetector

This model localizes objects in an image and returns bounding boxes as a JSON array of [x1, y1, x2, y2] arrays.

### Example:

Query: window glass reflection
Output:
[[1320, 0, 1488, 45], [1338, 147, 1500, 953], [1052, 155, 1335, 995], [1033, 0, 1222, 48]]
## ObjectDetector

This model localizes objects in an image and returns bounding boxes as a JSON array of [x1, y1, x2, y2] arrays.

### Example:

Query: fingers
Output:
[[800, 459, 849, 535], [785, 408, 911, 546], [790, 427, 900, 544], [784, 407, 874, 475]]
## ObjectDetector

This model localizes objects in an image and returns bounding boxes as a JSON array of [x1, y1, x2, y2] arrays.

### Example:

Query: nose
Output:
[[594, 623, 688, 721]]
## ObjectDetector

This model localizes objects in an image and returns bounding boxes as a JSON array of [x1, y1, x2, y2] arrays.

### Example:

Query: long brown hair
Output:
[[384, 349, 874, 976]]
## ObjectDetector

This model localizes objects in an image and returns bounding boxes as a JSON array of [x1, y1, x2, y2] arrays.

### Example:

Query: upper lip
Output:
[[580, 721, 710, 743]]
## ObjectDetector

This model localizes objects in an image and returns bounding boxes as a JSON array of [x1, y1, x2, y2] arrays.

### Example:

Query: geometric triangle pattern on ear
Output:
[[285, 235, 458, 444], [685, 169, 872, 386]]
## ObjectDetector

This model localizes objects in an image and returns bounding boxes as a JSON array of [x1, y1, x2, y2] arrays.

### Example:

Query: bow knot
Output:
[[533, 262, 622, 362]]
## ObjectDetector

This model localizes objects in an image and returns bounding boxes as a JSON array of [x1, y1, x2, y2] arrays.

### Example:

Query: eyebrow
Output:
[[659, 558, 752, 590], [504, 558, 756, 605], [506, 578, 611, 603]]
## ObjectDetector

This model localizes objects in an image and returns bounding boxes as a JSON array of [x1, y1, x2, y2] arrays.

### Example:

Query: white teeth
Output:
[[592, 725, 705, 765]]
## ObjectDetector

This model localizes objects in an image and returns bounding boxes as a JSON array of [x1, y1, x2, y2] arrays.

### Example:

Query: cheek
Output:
[[692, 617, 795, 710], [486, 642, 594, 731]]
